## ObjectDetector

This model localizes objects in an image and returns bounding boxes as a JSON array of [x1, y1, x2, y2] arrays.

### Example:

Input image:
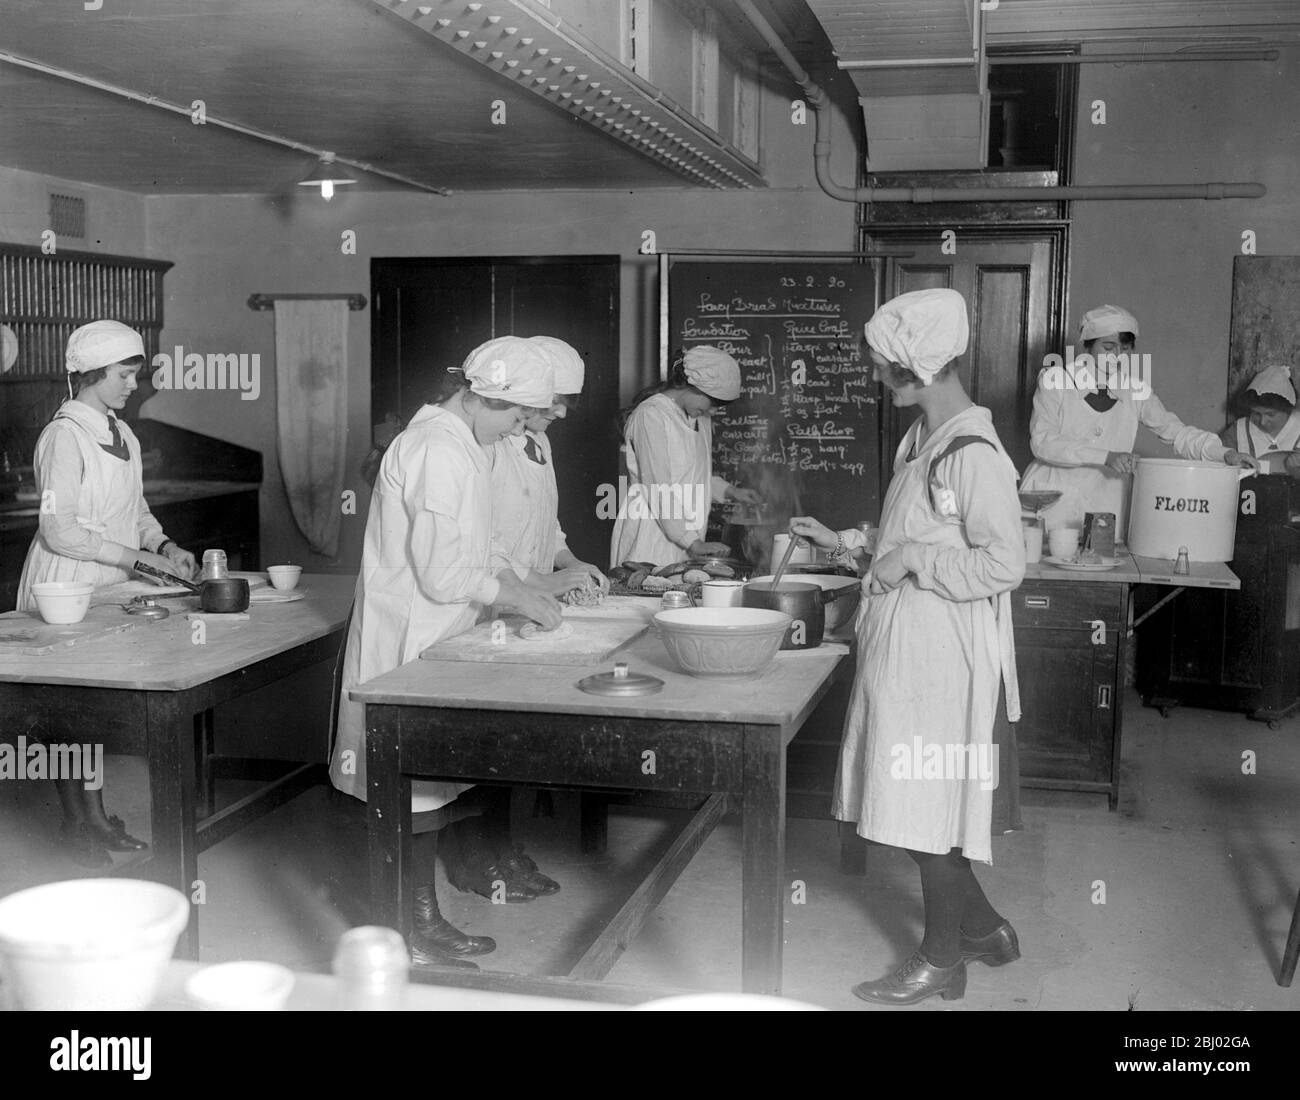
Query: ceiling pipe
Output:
[[731, 0, 1267, 205], [0, 50, 451, 196], [988, 50, 1280, 65]]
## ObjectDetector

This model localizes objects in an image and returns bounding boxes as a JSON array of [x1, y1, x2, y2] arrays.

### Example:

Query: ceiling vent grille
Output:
[[48, 193, 86, 240]]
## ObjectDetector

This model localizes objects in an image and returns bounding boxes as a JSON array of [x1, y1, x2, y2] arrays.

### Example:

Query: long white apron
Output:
[[834, 406, 1023, 865], [489, 430, 564, 577], [17, 402, 151, 609], [329, 405, 501, 812], [609, 393, 714, 568]]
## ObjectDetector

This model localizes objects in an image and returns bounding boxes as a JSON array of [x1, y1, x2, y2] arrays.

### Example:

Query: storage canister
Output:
[[1127, 459, 1252, 562]]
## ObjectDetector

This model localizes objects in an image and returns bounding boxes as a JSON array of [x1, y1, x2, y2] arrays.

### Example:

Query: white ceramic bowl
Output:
[[0, 879, 190, 1010], [30, 581, 94, 625], [751, 572, 861, 632], [266, 565, 302, 591], [654, 607, 791, 679], [185, 961, 295, 1011]]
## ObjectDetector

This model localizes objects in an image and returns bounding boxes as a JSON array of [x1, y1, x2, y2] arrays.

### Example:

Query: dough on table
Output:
[[519, 621, 576, 641]]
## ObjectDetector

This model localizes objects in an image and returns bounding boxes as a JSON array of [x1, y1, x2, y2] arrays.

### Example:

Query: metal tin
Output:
[[660, 590, 691, 610], [126, 597, 169, 620], [577, 661, 665, 698]]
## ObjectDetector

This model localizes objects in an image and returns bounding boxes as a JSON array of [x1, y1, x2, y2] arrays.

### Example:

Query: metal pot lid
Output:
[[577, 661, 665, 697]]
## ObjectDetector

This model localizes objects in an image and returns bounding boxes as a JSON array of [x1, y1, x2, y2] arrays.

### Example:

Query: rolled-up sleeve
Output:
[[1138, 392, 1228, 462], [899, 447, 1026, 601], [405, 444, 500, 607], [1029, 378, 1110, 468]]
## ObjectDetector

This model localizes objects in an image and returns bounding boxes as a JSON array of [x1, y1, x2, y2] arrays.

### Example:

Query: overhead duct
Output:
[[732, 0, 1266, 206]]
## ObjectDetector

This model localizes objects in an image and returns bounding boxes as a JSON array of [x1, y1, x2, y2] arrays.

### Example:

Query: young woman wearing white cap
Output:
[[328, 335, 564, 968], [18, 320, 198, 867], [1021, 304, 1257, 538], [791, 289, 1026, 1005], [442, 335, 608, 903], [1219, 364, 1300, 476], [610, 345, 762, 568]]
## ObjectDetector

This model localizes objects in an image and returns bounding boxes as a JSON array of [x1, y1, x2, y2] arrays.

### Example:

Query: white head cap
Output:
[[458, 336, 555, 408], [530, 336, 585, 394], [1248, 363, 1296, 406], [1079, 305, 1140, 343], [864, 289, 969, 385], [683, 346, 742, 401], [66, 320, 145, 374]]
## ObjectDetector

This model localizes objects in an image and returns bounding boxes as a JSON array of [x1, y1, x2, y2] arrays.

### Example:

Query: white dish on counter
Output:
[[1042, 556, 1121, 572]]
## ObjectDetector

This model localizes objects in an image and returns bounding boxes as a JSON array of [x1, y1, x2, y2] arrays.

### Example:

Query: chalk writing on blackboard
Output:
[[669, 262, 878, 530]]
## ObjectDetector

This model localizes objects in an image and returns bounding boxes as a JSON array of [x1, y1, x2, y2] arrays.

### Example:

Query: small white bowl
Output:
[[266, 565, 302, 591], [30, 581, 95, 625], [0, 878, 190, 1010], [185, 961, 295, 1011]]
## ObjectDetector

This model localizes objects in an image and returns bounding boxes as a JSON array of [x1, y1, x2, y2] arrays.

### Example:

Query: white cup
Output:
[[185, 961, 295, 1011], [771, 533, 814, 567], [1048, 527, 1081, 559], [1023, 524, 1043, 564], [701, 580, 745, 608], [267, 565, 303, 591]]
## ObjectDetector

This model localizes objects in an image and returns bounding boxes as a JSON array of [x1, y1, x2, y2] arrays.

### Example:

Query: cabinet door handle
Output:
[[1024, 596, 1050, 609], [1097, 685, 1111, 709]]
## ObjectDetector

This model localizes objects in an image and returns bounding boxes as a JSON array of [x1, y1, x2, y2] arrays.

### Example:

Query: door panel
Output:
[[869, 227, 1066, 480]]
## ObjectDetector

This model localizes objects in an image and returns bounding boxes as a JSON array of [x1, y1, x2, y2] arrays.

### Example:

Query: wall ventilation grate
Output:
[[48, 193, 86, 240]]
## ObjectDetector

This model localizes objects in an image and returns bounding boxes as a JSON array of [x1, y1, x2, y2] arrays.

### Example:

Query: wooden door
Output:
[[370, 257, 620, 569], [866, 226, 1067, 478]]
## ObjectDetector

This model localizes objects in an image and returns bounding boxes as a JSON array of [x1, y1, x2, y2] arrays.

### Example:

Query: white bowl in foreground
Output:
[[30, 581, 94, 625], [0, 878, 190, 1010], [266, 565, 303, 591], [653, 606, 791, 679], [186, 961, 295, 1011]]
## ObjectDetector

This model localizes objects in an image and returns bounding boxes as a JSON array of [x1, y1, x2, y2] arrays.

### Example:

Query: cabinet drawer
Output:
[[1012, 582, 1123, 630]]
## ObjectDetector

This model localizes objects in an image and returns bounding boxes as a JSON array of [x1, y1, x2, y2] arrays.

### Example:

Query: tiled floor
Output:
[[1, 689, 1296, 1010]]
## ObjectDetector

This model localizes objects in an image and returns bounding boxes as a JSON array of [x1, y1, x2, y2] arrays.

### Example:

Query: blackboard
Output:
[[668, 261, 879, 533]]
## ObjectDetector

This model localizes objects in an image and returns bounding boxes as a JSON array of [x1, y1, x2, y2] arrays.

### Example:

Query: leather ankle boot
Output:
[[86, 815, 148, 852], [413, 884, 496, 957]]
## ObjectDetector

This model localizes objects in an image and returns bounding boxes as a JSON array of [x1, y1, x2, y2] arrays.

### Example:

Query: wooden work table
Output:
[[0, 574, 355, 956], [351, 629, 851, 999]]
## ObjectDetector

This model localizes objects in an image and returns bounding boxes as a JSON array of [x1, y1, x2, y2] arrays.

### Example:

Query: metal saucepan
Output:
[[133, 560, 250, 614], [742, 580, 825, 650]]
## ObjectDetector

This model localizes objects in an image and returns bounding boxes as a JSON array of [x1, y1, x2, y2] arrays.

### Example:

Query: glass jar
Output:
[[200, 549, 228, 582]]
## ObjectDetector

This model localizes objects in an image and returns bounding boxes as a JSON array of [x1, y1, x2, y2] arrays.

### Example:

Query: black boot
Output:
[[86, 815, 148, 852], [499, 846, 560, 896], [444, 820, 541, 903], [413, 884, 496, 959], [59, 820, 112, 868]]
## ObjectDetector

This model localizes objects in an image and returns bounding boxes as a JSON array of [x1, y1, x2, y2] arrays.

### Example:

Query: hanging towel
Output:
[[274, 299, 349, 558]]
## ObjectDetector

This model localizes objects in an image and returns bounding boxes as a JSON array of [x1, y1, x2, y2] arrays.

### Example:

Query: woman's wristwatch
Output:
[[157, 539, 176, 556]]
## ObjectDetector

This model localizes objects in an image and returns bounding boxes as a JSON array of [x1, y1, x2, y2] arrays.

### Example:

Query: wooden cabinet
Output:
[[1011, 579, 1127, 809]]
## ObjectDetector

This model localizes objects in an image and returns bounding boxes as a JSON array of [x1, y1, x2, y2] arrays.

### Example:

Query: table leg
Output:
[[146, 695, 199, 959], [1280, 886, 1300, 987], [195, 708, 216, 820], [741, 724, 785, 996], [579, 792, 609, 854], [366, 707, 413, 943]]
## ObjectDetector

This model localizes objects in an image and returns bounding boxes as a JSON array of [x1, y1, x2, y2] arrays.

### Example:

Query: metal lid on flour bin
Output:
[[577, 661, 664, 698]]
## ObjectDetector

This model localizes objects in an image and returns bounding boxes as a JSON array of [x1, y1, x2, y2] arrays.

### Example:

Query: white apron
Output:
[[329, 405, 502, 811], [834, 406, 1024, 865], [610, 393, 718, 568], [17, 402, 161, 610], [1235, 412, 1300, 474], [489, 430, 565, 577], [1022, 359, 1226, 540]]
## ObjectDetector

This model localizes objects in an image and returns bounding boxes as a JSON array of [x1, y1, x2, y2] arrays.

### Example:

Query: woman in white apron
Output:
[[19, 321, 197, 867], [1021, 304, 1256, 540], [792, 289, 1025, 1005], [328, 336, 563, 968], [609, 345, 760, 568], [1219, 364, 1300, 475], [443, 336, 608, 903]]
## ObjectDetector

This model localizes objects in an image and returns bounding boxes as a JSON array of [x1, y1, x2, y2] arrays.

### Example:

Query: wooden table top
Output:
[[0, 573, 355, 691], [1025, 551, 1240, 590], [351, 632, 848, 726]]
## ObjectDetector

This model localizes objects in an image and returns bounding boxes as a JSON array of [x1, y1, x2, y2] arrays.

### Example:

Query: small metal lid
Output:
[[577, 661, 665, 697]]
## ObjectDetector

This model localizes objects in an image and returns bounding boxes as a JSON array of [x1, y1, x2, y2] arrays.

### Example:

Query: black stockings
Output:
[[55, 777, 113, 829], [906, 847, 1004, 967]]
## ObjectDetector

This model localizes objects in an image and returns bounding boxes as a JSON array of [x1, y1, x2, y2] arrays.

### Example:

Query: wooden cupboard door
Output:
[[868, 227, 1066, 479], [1014, 627, 1116, 785]]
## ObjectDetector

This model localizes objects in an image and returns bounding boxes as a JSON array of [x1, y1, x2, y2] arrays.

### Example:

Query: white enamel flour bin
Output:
[[1127, 458, 1251, 562]]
